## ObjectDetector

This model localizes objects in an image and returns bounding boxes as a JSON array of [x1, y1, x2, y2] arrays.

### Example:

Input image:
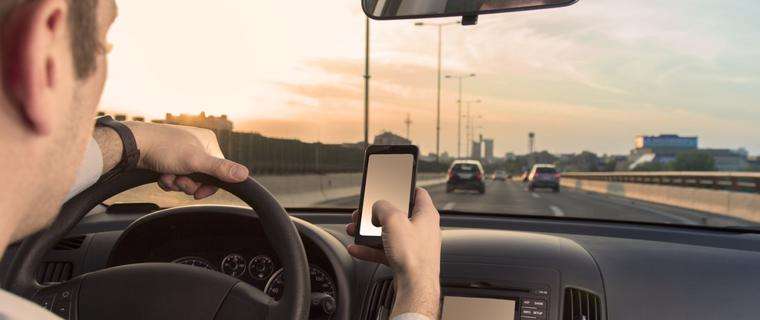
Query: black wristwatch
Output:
[[95, 116, 141, 183]]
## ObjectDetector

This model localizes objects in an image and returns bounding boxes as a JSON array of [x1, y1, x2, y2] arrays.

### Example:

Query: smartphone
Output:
[[355, 145, 419, 248]]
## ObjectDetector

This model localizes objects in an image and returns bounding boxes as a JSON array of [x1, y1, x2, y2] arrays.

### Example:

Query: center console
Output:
[[442, 284, 550, 320], [361, 229, 606, 320]]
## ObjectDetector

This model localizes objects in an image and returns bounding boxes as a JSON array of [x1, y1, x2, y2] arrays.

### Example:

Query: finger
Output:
[[193, 156, 249, 183], [194, 184, 219, 200], [411, 188, 439, 224], [346, 223, 357, 236], [347, 244, 388, 265], [157, 179, 171, 191], [175, 176, 201, 196], [160, 174, 181, 192], [352, 210, 359, 224], [371, 200, 406, 229]]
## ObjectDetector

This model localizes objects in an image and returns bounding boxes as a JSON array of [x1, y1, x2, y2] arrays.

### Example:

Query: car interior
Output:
[[3, 0, 760, 320]]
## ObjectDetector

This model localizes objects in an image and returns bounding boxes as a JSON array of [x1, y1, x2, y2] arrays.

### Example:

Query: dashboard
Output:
[[4, 206, 760, 320]]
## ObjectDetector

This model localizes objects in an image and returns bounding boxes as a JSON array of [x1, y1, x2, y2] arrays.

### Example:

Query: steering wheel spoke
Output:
[[215, 282, 277, 320], [32, 277, 83, 320]]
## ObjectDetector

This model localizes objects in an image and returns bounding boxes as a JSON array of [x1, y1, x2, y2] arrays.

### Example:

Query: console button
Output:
[[531, 310, 545, 317], [36, 295, 54, 310], [534, 289, 549, 296], [524, 299, 546, 309], [53, 299, 70, 319]]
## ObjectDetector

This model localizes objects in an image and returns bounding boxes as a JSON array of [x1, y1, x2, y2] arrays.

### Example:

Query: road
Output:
[[321, 180, 754, 227]]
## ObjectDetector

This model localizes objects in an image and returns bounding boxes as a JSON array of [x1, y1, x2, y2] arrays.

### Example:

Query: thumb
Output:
[[194, 156, 250, 183], [371, 200, 406, 229]]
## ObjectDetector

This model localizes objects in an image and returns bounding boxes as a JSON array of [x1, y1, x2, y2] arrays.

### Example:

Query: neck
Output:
[[0, 100, 39, 257]]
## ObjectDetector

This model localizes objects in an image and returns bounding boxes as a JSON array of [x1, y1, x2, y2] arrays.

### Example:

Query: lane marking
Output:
[[550, 205, 565, 217], [531, 193, 541, 199], [443, 202, 456, 210]]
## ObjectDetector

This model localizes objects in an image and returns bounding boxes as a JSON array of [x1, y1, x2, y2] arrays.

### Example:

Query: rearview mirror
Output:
[[363, 0, 578, 24]]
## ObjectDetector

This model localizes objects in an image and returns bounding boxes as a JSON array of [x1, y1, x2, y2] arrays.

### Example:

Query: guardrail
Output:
[[560, 172, 760, 223], [562, 172, 760, 193]]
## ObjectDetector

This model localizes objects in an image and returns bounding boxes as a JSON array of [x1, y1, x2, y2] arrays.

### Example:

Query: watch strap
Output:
[[95, 116, 140, 183]]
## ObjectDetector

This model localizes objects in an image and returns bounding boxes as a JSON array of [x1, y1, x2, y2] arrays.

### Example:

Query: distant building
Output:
[[420, 153, 438, 162], [629, 134, 699, 169], [635, 134, 698, 150], [483, 139, 494, 163], [373, 131, 411, 145], [471, 141, 482, 160], [702, 149, 749, 171], [165, 112, 233, 131], [749, 156, 760, 171]]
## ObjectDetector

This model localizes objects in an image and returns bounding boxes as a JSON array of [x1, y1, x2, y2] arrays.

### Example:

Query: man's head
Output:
[[0, 0, 117, 240]]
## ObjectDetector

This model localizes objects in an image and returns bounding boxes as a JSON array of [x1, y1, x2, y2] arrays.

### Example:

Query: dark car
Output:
[[527, 164, 560, 192], [446, 160, 486, 194]]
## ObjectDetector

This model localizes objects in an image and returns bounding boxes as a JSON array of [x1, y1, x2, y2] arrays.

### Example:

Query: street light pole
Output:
[[436, 25, 442, 161], [462, 99, 481, 157], [458, 77, 463, 158], [445, 74, 476, 158], [415, 21, 459, 161], [364, 17, 371, 146]]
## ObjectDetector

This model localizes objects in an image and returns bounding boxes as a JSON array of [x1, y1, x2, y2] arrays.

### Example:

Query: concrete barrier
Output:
[[562, 178, 760, 223], [107, 173, 447, 208]]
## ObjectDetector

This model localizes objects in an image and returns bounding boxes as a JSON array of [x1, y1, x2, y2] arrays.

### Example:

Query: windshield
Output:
[[453, 165, 477, 172], [104, 0, 760, 228]]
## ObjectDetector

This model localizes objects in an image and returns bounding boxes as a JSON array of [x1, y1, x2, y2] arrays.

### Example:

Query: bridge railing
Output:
[[561, 172, 760, 194]]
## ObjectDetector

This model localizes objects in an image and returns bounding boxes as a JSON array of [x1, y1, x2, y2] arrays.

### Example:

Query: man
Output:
[[0, 0, 442, 319]]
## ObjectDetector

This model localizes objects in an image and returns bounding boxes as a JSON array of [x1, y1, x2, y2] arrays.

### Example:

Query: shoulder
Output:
[[0, 290, 61, 320]]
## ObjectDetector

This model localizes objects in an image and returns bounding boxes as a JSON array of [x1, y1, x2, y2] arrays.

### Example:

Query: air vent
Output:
[[53, 235, 86, 250], [563, 288, 602, 320], [37, 262, 73, 284], [362, 279, 395, 320]]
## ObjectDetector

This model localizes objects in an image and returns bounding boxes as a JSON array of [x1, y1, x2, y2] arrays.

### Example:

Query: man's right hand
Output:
[[346, 188, 442, 319]]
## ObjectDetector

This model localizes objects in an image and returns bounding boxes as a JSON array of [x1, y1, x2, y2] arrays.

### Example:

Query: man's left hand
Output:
[[124, 121, 250, 199]]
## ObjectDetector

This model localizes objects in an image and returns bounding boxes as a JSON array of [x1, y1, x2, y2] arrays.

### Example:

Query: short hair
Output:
[[0, 0, 99, 79]]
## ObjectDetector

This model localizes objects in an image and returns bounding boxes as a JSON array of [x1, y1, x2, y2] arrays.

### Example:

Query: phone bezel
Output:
[[354, 144, 419, 248]]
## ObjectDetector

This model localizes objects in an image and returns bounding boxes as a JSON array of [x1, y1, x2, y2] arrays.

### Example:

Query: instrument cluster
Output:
[[172, 252, 337, 319]]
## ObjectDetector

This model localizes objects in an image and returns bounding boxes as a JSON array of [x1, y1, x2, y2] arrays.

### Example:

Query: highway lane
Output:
[[320, 180, 753, 227]]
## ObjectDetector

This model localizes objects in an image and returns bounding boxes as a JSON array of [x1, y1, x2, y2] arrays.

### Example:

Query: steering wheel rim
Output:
[[3, 169, 310, 320]]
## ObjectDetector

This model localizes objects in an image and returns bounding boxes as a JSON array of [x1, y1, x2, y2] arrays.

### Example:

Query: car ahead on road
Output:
[[446, 160, 486, 194], [494, 170, 509, 181], [528, 164, 561, 192]]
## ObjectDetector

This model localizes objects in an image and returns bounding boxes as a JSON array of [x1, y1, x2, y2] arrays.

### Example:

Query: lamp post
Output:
[[463, 99, 481, 157], [414, 20, 460, 162], [446, 73, 476, 158], [364, 17, 371, 146]]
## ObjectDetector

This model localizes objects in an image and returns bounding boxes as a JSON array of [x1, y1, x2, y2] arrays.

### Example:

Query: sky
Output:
[[100, 0, 760, 157]]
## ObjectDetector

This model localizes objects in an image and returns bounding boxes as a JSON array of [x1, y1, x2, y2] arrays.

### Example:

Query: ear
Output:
[[2, 0, 69, 135]]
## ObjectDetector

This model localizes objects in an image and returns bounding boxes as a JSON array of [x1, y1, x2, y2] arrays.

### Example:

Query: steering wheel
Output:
[[3, 170, 310, 320]]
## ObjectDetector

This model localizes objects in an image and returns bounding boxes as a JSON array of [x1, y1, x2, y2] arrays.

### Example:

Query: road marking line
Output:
[[443, 202, 456, 210], [531, 193, 541, 199], [550, 205, 565, 217]]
